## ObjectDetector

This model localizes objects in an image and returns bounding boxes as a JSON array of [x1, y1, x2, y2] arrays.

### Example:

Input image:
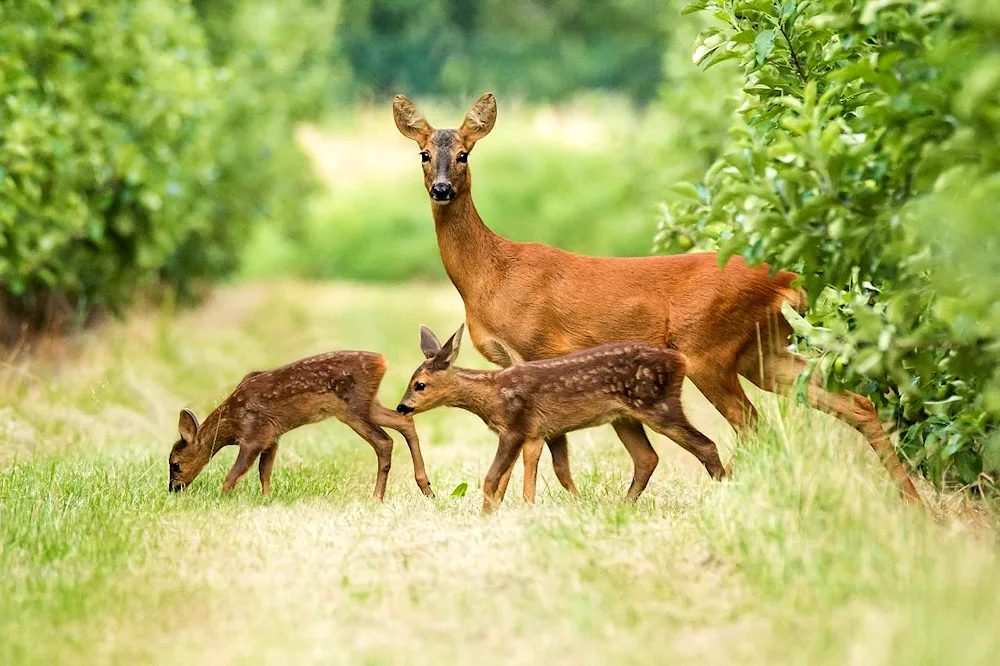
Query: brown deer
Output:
[[396, 324, 726, 512], [168, 351, 434, 499], [392, 91, 922, 504]]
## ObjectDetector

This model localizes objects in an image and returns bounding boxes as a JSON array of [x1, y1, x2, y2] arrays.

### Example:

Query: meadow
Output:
[[2, 280, 999, 665]]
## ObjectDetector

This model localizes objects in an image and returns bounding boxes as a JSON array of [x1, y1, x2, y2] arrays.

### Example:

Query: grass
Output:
[[2, 281, 999, 665], [242, 100, 694, 282]]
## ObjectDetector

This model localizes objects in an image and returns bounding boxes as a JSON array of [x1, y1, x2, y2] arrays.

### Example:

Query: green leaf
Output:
[[754, 30, 776, 67], [451, 482, 468, 497]]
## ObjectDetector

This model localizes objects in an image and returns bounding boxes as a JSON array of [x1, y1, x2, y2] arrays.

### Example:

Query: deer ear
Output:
[[458, 92, 497, 145], [419, 324, 442, 359], [178, 408, 199, 444], [393, 94, 433, 143], [433, 323, 464, 369]]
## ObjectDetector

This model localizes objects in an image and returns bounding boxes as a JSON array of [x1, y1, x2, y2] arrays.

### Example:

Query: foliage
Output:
[[0, 0, 343, 335], [657, 0, 1000, 487], [0, 0, 220, 324], [339, 0, 669, 103]]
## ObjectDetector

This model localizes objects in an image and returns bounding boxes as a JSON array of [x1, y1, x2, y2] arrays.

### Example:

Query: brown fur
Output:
[[393, 92, 921, 504], [168, 351, 434, 499], [397, 325, 725, 513]]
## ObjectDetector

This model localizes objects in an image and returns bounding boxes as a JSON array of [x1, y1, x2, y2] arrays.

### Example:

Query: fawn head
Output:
[[168, 408, 212, 492], [396, 324, 465, 414], [393, 92, 497, 204]]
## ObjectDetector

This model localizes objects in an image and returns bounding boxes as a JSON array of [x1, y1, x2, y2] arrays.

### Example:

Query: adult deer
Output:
[[392, 91, 921, 504]]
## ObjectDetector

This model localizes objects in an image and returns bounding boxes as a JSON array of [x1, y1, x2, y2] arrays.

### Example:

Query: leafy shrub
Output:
[[657, 0, 1000, 487], [0, 0, 221, 330]]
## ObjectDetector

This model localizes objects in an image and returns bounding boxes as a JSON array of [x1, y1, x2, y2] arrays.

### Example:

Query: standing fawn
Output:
[[393, 92, 922, 505], [395, 324, 726, 513], [168, 351, 434, 499]]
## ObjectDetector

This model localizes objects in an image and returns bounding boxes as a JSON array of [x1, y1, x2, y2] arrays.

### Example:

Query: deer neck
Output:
[[198, 410, 236, 459], [431, 190, 505, 299], [443, 367, 503, 426]]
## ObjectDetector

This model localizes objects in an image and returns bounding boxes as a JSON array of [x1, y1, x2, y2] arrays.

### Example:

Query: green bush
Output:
[[657, 0, 1000, 488], [0, 0, 344, 335], [0, 0, 220, 323]]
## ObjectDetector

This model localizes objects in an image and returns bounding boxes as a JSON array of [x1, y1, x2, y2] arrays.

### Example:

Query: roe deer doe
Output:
[[392, 92, 922, 505], [168, 351, 434, 499], [395, 324, 725, 513]]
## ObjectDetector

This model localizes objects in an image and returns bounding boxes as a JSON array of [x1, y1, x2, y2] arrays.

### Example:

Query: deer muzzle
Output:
[[429, 182, 454, 202]]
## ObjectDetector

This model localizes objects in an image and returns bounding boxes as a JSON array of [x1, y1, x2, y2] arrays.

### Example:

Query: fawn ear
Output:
[[420, 324, 442, 358], [178, 408, 200, 444], [458, 92, 496, 145], [433, 323, 464, 369], [393, 94, 433, 143]]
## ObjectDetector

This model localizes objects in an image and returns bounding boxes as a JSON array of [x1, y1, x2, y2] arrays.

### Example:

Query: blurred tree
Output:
[[339, 0, 668, 103]]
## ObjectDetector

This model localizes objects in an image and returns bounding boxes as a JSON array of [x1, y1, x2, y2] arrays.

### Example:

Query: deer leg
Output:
[[749, 351, 922, 503], [482, 434, 525, 514], [495, 465, 514, 504], [258, 440, 280, 495], [371, 404, 434, 498], [222, 445, 262, 494], [521, 439, 545, 503], [345, 418, 394, 501], [611, 419, 659, 502], [643, 399, 726, 481], [688, 367, 758, 431], [547, 434, 580, 498]]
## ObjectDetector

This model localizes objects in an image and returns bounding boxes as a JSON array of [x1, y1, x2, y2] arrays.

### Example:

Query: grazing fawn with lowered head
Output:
[[393, 92, 922, 505], [395, 324, 726, 513], [169, 351, 434, 499]]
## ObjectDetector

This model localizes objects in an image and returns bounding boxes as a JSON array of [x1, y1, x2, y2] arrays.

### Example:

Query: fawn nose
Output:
[[396, 404, 414, 415], [429, 182, 454, 201]]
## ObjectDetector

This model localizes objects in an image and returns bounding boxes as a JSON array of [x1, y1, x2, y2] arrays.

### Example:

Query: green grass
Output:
[[2, 281, 998, 665]]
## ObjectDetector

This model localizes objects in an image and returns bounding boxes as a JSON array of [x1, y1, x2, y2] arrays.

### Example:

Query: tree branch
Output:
[[779, 25, 808, 84]]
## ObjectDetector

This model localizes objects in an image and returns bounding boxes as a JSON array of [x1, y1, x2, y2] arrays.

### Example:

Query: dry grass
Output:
[[2, 281, 998, 665]]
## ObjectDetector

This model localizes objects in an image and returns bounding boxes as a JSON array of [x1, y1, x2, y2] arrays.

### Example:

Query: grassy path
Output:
[[2, 282, 998, 665]]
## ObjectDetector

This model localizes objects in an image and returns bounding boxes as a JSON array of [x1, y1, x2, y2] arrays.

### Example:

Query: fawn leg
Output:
[[547, 435, 580, 497], [611, 419, 659, 502], [521, 439, 545, 503], [482, 434, 525, 514], [372, 404, 434, 497], [258, 441, 280, 495], [345, 418, 394, 501], [222, 445, 262, 494], [644, 402, 726, 480]]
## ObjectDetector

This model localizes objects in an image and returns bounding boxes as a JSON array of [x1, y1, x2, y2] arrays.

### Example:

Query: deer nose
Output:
[[430, 182, 454, 200], [396, 404, 414, 415]]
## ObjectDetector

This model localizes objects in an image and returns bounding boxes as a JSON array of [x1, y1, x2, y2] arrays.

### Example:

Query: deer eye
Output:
[[415, 382, 426, 391], [456, 151, 468, 163], [170, 462, 181, 474], [419, 151, 430, 163]]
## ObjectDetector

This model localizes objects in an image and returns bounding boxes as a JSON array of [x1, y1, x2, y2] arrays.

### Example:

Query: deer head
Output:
[[168, 408, 214, 491], [396, 324, 465, 414], [393, 93, 497, 204]]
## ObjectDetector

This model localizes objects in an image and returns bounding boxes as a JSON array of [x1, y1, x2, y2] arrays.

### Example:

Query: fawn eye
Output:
[[456, 151, 468, 163], [415, 382, 426, 391], [419, 151, 430, 163], [170, 462, 181, 474]]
